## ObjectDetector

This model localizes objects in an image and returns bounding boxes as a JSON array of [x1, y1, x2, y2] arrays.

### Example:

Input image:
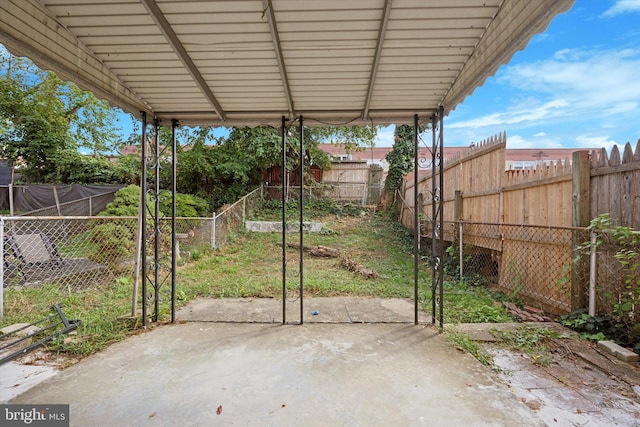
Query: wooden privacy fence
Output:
[[403, 136, 640, 314], [590, 142, 640, 230]]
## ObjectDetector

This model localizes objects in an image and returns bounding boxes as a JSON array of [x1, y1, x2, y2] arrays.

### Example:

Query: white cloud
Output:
[[534, 132, 547, 137], [601, 0, 640, 17], [500, 49, 640, 109], [574, 135, 625, 153], [505, 135, 531, 148], [507, 134, 565, 149], [448, 99, 569, 129], [449, 48, 640, 136]]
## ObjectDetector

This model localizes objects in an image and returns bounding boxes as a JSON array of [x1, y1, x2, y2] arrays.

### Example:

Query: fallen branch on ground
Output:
[[277, 242, 340, 258], [340, 256, 379, 279]]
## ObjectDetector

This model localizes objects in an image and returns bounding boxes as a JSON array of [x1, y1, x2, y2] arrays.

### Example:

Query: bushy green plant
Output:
[[159, 191, 210, 217], [572, 214, 640, 350], [100, 185, 143, 216], [100, 184, 210, 217], [560, 309, 609, 341], [89, 222, 136, 268]]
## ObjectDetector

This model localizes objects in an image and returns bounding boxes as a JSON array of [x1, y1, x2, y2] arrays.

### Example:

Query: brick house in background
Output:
[[317, 143, 596, 174]]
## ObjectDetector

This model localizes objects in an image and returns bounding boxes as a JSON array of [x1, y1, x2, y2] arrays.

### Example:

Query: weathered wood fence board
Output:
[[400, 135, 639, 315], [590, 140, 640, 229]]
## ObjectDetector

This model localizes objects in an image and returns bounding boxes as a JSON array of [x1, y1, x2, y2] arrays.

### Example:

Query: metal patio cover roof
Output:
[[1, 0, 574, 127]]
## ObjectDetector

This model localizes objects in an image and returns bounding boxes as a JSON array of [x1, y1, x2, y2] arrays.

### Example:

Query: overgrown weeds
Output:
[[444, 327, 494, 366], [491, 325, 561, 367], [1, 207, 511, 359]]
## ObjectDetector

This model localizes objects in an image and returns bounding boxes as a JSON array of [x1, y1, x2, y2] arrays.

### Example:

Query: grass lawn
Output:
[[0, 209, 511, 359]]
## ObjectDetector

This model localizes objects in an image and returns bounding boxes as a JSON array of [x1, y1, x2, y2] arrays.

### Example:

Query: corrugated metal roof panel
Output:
[[0, 0, 575, 126]]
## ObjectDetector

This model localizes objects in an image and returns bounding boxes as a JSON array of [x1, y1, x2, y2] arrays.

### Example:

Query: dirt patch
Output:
[[484, 335, 640, 426], [14, 349, 80, 370]]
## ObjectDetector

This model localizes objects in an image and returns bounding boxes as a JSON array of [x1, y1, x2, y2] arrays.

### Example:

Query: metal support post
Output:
[[153, 118, 161, 322], [438, 106, 444, 328], [431, 114, 438, 325], [413, 114, 420, 325], [430, 108, 445, 328], [171, 119, 178, 323], [281, 116, 287, 325], [140, 112, 148, 327], [299, 115, 305, 325]]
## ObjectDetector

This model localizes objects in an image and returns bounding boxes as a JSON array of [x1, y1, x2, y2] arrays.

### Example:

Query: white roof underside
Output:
[[1, 0, 574, 127]]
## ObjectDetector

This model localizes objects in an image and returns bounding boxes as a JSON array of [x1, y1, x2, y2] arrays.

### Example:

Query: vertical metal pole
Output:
[[132, 166, 144, 317], [431, 114, 437, 325], [171, 119, 178, 323], [413, 114, 420, 325], [438, 106, 445, 328], [1, 217, 4, 320], [153, 118, 161, 322], [589, 230, 597, 316], [281, 116, 287, 325], [242, 195, 246, 225], [140, 112, 148, 327], [459, 221, 464, 279], [299, 116, 304, 325], [211, 212, 216, 249], [8, 183, 14, 216]]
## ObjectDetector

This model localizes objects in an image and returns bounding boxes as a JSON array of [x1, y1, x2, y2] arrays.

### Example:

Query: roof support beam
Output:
[[140, 0, 226, 121], [362, 0, 393, 120], [263, 0, 295, 119], [0, 0, 150, 116]]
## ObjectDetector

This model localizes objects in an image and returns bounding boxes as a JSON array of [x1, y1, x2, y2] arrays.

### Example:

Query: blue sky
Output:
[[376, 0, 640, 150]]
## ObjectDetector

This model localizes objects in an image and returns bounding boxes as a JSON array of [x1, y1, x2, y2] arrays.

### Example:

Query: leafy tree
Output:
[[312, 125, 379, 153], [0, 50, 122, 182], [44, 151, 117, 183], [113, 155, 143, 185]]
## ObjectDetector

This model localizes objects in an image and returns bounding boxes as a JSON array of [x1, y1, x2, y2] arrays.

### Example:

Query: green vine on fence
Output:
[[564, 213, 640, 351]]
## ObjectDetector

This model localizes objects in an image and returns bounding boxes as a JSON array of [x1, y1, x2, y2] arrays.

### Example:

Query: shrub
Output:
[[89, 222, 136, 268], [100, 184, 210, 217]]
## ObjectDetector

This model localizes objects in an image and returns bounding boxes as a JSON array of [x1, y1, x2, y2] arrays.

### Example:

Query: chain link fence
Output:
[[263, 184, 380, 206], [434, 221, 590, 316], [1, 187, 264, 294], [591, 230, 640, 322], [1, 216, 216, 292], [211, 187, 263, 249]]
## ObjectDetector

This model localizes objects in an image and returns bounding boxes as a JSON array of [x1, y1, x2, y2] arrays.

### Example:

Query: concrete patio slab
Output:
[[4, 298, 545, 426], [177, 297, 430, 324]]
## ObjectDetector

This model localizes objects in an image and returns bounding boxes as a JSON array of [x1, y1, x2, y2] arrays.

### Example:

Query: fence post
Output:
[[588, 230, 597, 316], [1, 217, 4, 319], [459, 222, 463, 279], [211, 212, 216, 249], [9, 183, 14, 216], [242, 195, 246, 226], [454, 190, 463, 279], [571, 151, 590, 310]]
